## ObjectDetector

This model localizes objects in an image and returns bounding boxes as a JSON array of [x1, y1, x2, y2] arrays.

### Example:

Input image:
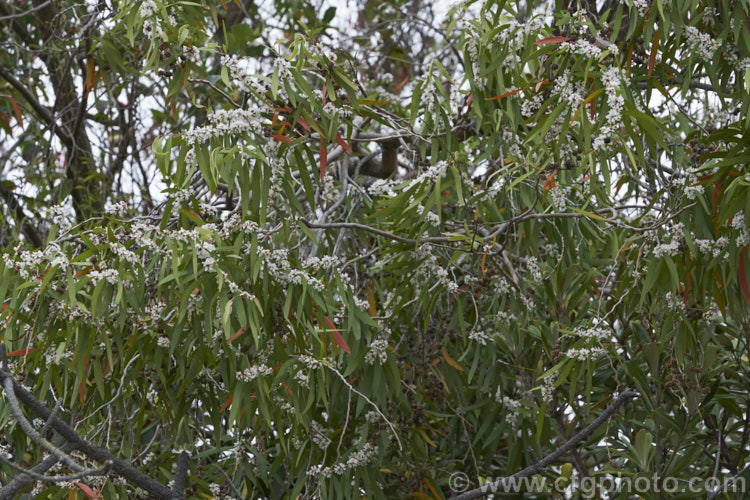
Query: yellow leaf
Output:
[[358, 99, 392, 106], [568, 88, 605, 128], [366, 284, 377, 316], [568, 206, 613, 222], [417, 428, 437, 447], [441, 347, 463, 372]]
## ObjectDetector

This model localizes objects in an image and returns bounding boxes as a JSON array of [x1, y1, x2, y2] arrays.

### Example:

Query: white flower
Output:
[[138, 0, 157, 18], [157, 336, 171, 348], [237, 364, 273, 382], [468, 329, 490, 345], [684, 26, 720, 61], [365, 339, 388, 365]]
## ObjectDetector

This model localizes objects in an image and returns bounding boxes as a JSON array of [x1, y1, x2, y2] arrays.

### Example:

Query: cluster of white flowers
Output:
[[157, 336, 171, 348], [521, 294, 535, 311], [221, 54, 270, 95], [139, 0, 165, 39], [138, 0, 157, 17], [414, 161, 448, 184], [683, 172, 705, 200], [520, 92, 543, 118], [493, 276, 511, 294], [593, 66, 626, 150], [307, 442, 379, 478], [45, 347, 74, 365], [422, 78, 437, 114], [725, 50, 750, 73], [182, 45, 200, 63], [684, 26, 720, 61], [484, 179, 502, 200], [573, 325, 611, 341], [553, 69, 584, 109], [368, 178, 398, 197], [89, 268, 120, 285], [365, 338, 389, 365], [549, 185, 570, 208], [566, 346, 605, 360], [416, 244, 459, 294], [310, 420, 332, 449], [237, 363, 273, 382], [630, 0, 649, 16], [184, 108, 265, 146], [652, 222, 685, 258], [540, 376, 555, 403], [256, 247, 324, 292], [563, 39, 602, 59], [224, 274, 256, 301], [111, 243, 140, 266], [209, 483, 222, 499], [525, 256, 542, 282], [466, 35, 482, 87], [298, 354, 323, 370], [146, 388, 159, 404], [468, 329, 490, 345], [497, 393, 521, 426], [106, 201, 129, 217], [665, 291, 686, 313], [416, 205, 440, 226], [50, 204, 71, 233], [694, 236, 729, 258], [493, 15, 545, 68], [144, 301, 165, 321], [731, 212, 750, 246]]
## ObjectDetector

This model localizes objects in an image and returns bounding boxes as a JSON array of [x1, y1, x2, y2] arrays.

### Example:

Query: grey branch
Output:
[[449, 389, 638, 500], [0, 345, 185, 500]]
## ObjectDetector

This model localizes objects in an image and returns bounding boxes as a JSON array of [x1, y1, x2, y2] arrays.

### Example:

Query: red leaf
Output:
[[7, 93, 23, 130], [534, 36, 570, 45], [271, 134, 292, 143], [219, 394, 233, 413], [228, 327, 246, 343], [0, 112, 12, 135], [76, 483, 98, 499], [7, 332, 26, 342], [323, 316, 350, 354], [319, 136, 327, 181], [335, 132, 352, 153], [394, 75, 409, 93], [648, 30, 660, 77], [485, 88, 522, 100], [274, 107, 292, 113], [84, 57, 97, 98], [7, 348, 35, 357], [296, 117, 311, 132], [739, 248, 750, 308], [712, 179, 722, 215]]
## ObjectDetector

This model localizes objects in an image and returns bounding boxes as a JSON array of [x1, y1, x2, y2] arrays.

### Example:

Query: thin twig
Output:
[[449, 389, 638, 500]]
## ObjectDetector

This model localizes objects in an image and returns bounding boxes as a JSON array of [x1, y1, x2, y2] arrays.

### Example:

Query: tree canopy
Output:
[[2, 0, 750, 498]]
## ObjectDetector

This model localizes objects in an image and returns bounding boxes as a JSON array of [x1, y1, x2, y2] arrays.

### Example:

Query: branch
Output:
[[0, 182, 43, 248], [0, 346, 182, 500], [449, 389, 639, 500], [0, 64, 72, 147], [172, 451, 190, 495], [0, 443, 72, 499], [0, 452, 111, 484], [301, 220, 454, 244]]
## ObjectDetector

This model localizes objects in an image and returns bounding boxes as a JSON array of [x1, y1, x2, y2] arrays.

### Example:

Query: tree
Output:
[[1, 0, 750, 498]]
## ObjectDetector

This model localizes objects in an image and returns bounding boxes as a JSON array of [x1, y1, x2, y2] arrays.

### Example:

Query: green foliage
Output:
[[2, 0, 750, 498]]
